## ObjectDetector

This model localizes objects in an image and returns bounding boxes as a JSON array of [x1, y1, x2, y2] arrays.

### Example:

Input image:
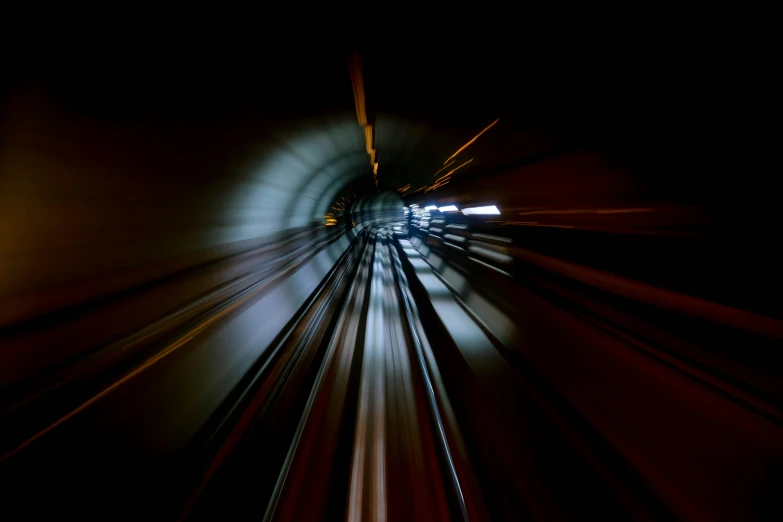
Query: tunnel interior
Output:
[[1, 38, 782, 521]]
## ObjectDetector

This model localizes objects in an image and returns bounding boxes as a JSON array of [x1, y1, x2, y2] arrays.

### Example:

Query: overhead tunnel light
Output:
[[462, 205, 501, 215], [425, 205, 438, 211], [438, 205, 459, 212]]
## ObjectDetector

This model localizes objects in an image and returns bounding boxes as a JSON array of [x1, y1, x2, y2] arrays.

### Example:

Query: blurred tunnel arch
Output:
[[0, 94, 387, 328], [232, 121, 370, 231], [2, 43, 515, 333]]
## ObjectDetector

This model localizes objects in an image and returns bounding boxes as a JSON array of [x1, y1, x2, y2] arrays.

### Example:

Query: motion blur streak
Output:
[[1, 38, 782, 522], [443, 118, 499, 165]]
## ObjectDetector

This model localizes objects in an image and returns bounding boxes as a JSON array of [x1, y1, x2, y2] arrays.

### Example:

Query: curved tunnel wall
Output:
[[0, 91, 373, 327]]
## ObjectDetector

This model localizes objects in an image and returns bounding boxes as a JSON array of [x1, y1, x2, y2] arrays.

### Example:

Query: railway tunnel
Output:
[[1, 42, 782, 521]]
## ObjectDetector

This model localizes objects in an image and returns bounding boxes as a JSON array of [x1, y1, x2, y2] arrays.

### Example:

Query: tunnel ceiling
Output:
[[5, 41, 743, 238], [8, 44, 587, 227], [3, 35, 770, 324]]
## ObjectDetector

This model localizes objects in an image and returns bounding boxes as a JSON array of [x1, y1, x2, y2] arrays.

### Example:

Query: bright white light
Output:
[[425, 205, 438, 210], [438, 205, 459, 212], [462, 205, 500, 215]]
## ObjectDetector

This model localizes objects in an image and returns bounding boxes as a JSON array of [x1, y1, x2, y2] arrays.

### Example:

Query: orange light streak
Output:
[[443, 118, 499, 165]]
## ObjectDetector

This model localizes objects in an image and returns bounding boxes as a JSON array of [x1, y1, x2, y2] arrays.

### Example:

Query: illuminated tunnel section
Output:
[[0, 110, 390, 406], [0, 83, 403, 517], [0, 104, 376, 312]]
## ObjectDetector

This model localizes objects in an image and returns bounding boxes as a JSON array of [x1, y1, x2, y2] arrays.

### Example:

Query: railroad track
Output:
[[9, 222, 766, 520], [182, 228, 482, 521]]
